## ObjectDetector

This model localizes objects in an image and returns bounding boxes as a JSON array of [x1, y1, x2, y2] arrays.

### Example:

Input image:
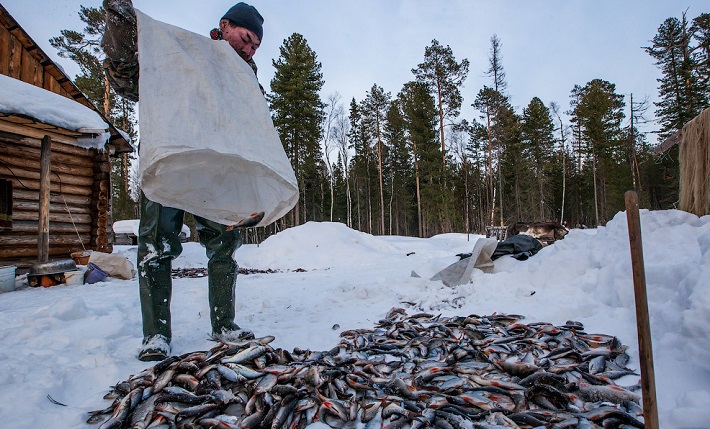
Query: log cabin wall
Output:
[[0, 131, 113, 261], [0, 5, 125, 264], [92, 146, 113, 252]]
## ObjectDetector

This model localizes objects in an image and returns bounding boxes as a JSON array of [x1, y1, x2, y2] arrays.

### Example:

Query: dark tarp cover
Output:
[[491, 234, 543, 261]]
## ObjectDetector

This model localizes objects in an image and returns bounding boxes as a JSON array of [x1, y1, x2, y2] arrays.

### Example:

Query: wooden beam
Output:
[[38, 135, 51, 262], [0, 119, 82, 145], [7, 29, 21, 80], [0, 164, 94, 187], [9, 221, 91, 234], [14, 200, 90, 216], [13, 189, 91, 206], [0, 25, 11, 75], [2, 176, 93, 197], [0, 152, 94, 178], [0, 245, 87, 259], [12, 211, 91, 224], [653, 129, 682, 154], [18, 135, 94, 156], [0, 140, 95, 168], [624, 191, 660, 429], [1, 235, 89, 247]]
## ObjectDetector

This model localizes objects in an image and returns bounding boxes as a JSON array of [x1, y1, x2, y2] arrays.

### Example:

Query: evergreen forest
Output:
[[52, 7, 710, 238]]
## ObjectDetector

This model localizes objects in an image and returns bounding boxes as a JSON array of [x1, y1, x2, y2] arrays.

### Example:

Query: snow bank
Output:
[[240, 221, 403, 270]]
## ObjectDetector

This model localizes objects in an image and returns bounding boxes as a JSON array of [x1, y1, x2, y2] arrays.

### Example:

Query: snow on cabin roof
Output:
[[0, 73, 111, 149]]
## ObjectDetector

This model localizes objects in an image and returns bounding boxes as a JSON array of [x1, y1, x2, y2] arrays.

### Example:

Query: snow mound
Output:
[[239, 221, 401, 270]]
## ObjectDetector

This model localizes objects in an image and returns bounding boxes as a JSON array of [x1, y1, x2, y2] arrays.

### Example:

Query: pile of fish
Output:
[[171, 267, 281, 278], [88, 309, 645, 428]]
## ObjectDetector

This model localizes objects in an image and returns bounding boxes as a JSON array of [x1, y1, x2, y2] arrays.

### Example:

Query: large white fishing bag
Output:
[[136, 10, 297, 226]]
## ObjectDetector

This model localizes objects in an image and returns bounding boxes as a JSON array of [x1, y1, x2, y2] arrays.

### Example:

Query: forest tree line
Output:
[[53, 7, 710, 238]]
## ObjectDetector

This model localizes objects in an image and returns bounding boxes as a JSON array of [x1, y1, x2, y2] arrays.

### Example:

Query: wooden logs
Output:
[[38, 135, 50, 261]]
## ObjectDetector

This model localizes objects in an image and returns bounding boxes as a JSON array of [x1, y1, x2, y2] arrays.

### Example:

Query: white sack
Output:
[[89, 251, 135, 280], [136, 10, 298, 226]]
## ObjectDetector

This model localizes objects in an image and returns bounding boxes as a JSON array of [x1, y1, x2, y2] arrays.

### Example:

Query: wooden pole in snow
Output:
[[624, 190, 659, 429], [38, 135, 51, 262]]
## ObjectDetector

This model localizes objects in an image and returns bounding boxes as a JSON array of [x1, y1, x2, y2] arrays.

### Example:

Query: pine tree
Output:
[[400, 81, 440, 237], [486, 34, 507, 94], [384, 99, 414, 236], [269, 33, 325, 226], [645, 13, 709, 139], [361, 84, 391, 235], [331, 153, 348, 224], [691, 13, 710, 88], [495, 100, 524, 223], [639, 11, 710, 214], [348, 99, 376, 233], [565, 88, 593, 226], [466, 119, 490, 231], [483, 36, 513, 224], [521, 97, 555, 219], [569, 79, 626, 225], [50, 5, 138, 220], [472, 87, 509, 225], [412, 40, 469, 171], [50, 6, 106, 109], [449, 120, 474, 232]]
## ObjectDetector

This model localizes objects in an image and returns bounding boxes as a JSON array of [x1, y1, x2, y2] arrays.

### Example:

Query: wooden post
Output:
[[38, 135, 52, 262], [624, 190, 659, 429]]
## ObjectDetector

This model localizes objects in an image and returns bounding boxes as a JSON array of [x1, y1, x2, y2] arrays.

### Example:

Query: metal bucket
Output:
[[0, 265, 16, 293]]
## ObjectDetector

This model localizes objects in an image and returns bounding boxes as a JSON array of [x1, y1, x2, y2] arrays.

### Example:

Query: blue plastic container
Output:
[[0, 265, 15, 292], [84, 263, 108, 284]]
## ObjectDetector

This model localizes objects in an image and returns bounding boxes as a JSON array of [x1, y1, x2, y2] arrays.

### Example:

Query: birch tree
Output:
[[322, 92, 343, 222]]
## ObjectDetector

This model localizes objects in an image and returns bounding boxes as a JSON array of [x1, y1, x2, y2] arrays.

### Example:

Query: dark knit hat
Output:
[[222, 2, 264, 41]]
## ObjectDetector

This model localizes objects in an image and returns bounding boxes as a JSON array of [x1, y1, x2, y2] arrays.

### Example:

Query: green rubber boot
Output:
[[194, 215, 243, 335], [137, 193, 184, 349], [138, 257, 173, 343]]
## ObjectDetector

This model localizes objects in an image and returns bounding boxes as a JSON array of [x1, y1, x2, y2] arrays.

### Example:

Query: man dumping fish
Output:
[[101, 0, 298, 362], [87, 309, 646, 428]]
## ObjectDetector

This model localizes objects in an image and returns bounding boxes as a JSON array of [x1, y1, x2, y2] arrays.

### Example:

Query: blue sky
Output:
[[5, 0, 708, 144]]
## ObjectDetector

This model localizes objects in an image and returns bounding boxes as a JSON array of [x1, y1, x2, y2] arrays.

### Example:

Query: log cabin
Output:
[[0, 5, 133, 268]]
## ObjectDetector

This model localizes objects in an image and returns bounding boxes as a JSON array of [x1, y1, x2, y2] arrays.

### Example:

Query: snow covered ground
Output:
[[0, 209, 709, 428]]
